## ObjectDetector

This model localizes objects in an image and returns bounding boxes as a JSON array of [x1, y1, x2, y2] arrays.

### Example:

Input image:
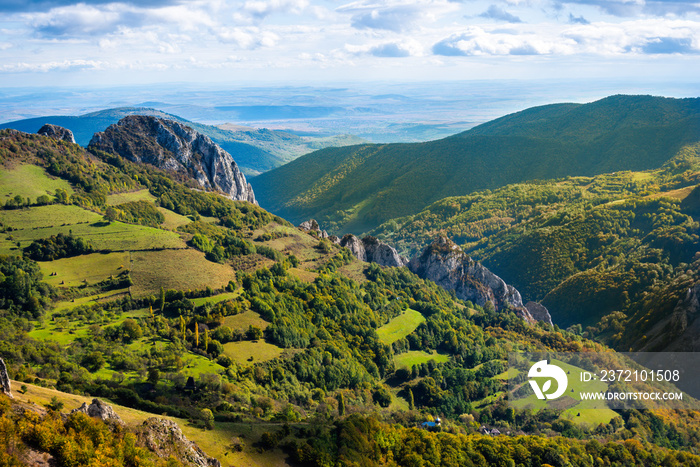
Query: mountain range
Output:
[[0, 107, 365, 176], [252, 95, 700, 234], [2, 94, 700, 466]]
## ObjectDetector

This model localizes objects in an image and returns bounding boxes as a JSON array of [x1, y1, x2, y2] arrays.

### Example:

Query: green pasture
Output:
[[222, 340, 287, 365], [106, 189, 156, 205], [0, 164, 73, 200], [191, 291, 241, 307], [223, 310, 269, 331], [394, 350, 449, 369], [510, 359, 617, 426], [376, 308, 425, 345], [130, 248, 235, 296], [38, 251, 130, 288], [0, 204, 186, 251]]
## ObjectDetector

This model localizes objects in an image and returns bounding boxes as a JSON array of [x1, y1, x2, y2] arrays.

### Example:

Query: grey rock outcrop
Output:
[[89, 116, 255, 203], [408, 235, 545, 323], [525, 301, 553, 326], [0, 358, 12, 399], [136, 418, 221, 467], [339, 234, 408, 267], [38, 124, 76, 144], [298, 219, 329, 238], [71, 398, 124, 426], [640, 281, 700, 351]]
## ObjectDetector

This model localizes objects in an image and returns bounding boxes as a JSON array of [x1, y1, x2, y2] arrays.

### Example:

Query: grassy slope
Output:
[[252, 95, 700, 234], [11, 380, 290, 467], [376, 308, 426, 345]]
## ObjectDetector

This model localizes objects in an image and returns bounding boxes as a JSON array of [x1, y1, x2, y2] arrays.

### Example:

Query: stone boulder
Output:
[[71, 398, 124, 426], [0, 358, 12, 399], [136, 417, 221, 467]]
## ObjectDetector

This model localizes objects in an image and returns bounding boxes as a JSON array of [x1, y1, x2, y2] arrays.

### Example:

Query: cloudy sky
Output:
[[0, 0, 699, 86]]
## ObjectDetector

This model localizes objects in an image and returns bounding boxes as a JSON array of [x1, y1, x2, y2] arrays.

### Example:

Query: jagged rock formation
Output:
[[0, 358, 12, 399], [641, 282, 700, 351], [339, 234, 408, 268], [136, 418, 221, 467], [408, 235, 547, 323], [38, 124, 76, 144], [525, 301, 553, 326], [71, 399, 124, 426], [298, 219, 329, 239], [89, 115, 255, 203]]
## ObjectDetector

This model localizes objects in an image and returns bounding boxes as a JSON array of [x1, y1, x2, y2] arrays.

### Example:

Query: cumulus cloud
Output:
[[555, 0, 700, 17], [479, 5, 522, 23], [337, 0, 458, 32], [432, 19, 700, 57], [242, 0, 310, 20], [0, 0, 181, 13], [346, 39, 423, 56], [432, 28, 572, 56]]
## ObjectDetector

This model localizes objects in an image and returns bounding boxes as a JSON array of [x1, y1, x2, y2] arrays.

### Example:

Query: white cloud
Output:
[[242, 0, 310, 19], [346, 39, 424, 56], [337, 0, 459, 32]]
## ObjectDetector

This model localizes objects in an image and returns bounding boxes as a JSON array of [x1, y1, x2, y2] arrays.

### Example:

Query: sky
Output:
[[0, 0, 699, 87]]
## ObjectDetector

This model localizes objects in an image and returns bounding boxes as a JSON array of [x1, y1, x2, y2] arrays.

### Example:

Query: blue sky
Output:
[[0, 0, 698, 86]]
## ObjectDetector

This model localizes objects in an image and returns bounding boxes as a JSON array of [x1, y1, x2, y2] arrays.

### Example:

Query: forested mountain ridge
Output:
[[3, 127, 700, 465], [369, 141, 700, 352], [0, 107, 365, 176], [252, 95, 700, 234]]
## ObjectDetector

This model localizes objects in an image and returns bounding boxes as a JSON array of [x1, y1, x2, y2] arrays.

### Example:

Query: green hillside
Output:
[[369, 141, 700, 351], [0, 107, 365, 176], [252, 95, 700, 234], [2, 129, 700, 465]]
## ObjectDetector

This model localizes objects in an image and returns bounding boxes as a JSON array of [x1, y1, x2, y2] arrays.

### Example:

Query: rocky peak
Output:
[[339, 234, 408, 268], [0, 358, 12, 399], [136, 417, 221, 467], [38, 124, 75, 144], [89, 116, 255, 203], [71, 398, 124, 426], [298, 219, 329, 239], [408, 235, 546, 323]]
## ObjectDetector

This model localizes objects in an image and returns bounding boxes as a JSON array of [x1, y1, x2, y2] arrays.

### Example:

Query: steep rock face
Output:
[[640, 281, 700, 351], [71, 399, 124, 426], [38, 124, 76, 144], [0, 358, 12, 399], [89, 116, 255, 203], [337, 234, 408, 267], [408, 235, 544, 323], [298, 219, 329, 239], [136, 418, 221, 467], [525, 301, 553, 326]]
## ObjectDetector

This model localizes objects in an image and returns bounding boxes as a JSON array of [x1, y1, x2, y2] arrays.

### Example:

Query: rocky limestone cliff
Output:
[[525, 301, 553, 326], [641, 281, 700, 351], [136, 418, 221, 467], [0, 358, 12, 399], [298, 219, 330, 239], [338, 234, 408, 267], [89, 115, 255, 203], [408, 235, 546, 323], [38, 124, 76, 144], [71, 399, 124, 426]]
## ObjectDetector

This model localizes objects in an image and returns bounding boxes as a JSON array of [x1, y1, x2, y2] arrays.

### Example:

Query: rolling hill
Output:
[[0, 107, 365, 176], [3, 126, 700, 465], [252, 95, 700, 234]]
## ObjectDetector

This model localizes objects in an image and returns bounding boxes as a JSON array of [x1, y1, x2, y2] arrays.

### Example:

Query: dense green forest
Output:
[[253, 95, 700, 234], [1, 126, 700, 466], [369, 142, 700, 351]]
